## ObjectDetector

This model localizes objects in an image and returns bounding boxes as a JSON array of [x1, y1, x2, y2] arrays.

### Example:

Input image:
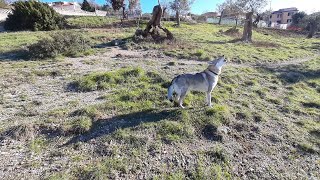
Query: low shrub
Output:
[[28, 31, 92, 59], [68, 116, 92, 135]]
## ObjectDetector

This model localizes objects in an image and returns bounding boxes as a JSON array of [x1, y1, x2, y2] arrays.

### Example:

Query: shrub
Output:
[[69, 116, 92, 134], [28, 31, 91, 59], [4, 1, 65, 31]]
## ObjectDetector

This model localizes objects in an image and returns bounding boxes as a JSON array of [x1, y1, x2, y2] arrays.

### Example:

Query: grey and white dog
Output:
[[167, 56, 227, 108]]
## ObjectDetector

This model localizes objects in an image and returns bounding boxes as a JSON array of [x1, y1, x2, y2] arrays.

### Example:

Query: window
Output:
[[270, 15, 272, 18], [288, 13, 291, 16], [287, 19, 292, 23], [277, 14, 280, 18]]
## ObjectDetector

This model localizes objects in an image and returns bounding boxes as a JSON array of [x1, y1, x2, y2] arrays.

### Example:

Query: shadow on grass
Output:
[[0, 49, 29, 61], [62, 109, 179, 146], [94, 37, 132, 49], [197, 38, 242, 45], [260, 63, 320, 84]]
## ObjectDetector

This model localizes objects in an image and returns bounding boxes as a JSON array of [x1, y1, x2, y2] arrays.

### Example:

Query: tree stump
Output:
[[135, 5, 174, 42]]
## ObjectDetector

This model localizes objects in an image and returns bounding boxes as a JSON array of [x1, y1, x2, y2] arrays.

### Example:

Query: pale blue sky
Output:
[[41, 0, 320, 14]]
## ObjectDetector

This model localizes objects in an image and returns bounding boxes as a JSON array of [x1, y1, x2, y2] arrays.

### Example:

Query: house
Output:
[[47, 1, 81, 11], [270, 7, 298, 26]]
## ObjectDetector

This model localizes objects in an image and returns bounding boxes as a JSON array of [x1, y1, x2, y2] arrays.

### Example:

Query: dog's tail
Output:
[[167, 76, 179, 102]]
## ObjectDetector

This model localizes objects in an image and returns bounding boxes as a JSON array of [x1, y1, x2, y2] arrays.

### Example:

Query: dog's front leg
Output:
[[179, 89, 187, 108], [206, 92, 212, 107]]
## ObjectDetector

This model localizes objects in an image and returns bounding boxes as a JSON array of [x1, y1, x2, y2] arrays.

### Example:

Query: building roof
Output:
[[272, 7, 298, 14]]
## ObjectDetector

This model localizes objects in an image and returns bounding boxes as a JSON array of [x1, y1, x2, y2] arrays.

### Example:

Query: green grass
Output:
[[0, 31, 45, 53], [66, 16, 118, 28], [132, 22, 318, 63], [1, 20, 317, 63]]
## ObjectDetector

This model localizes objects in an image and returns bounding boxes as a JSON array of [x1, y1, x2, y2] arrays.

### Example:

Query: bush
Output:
[[69, 116, 92, 134], [28, 31, 91, 59], [4, 0, 65, 31]]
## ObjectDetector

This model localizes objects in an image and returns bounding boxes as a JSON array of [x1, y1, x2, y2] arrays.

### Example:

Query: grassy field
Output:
[[0, 17, 319, 179], [1, 19, 318, 63], [65, 16, 119, 28]]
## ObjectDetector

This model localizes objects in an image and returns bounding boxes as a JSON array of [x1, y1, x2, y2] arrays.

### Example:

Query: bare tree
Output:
[[216, 3, 225, 25], [169, 0, 194, 26], [302, 12, 320, 38], [235, 0, 267, 42], [107, 0, 127, 19], [218, 0, 243, 27]]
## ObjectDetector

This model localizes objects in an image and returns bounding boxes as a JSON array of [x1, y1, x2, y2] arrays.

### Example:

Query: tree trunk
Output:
[[176, 10, 180, 26], [122, 6, 125, 19], [218, 10, 224, 25], [235, 18, 238, 28], [135, 4, 174, 41], [242, 11, 253, 42], [307, 22, 317, 38]]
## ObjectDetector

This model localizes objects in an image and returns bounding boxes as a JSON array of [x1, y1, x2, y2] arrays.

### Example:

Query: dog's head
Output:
[[208, 55, 227, 69]]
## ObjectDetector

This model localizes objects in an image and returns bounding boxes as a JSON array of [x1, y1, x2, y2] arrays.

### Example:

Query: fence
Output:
[[207, 17, 242, 26], [53, 8, 107, 17]]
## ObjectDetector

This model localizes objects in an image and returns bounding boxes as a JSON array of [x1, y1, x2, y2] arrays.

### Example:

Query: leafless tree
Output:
[[302, 12, 320, 38], [217, 0, 243, 27], [169, 0, 195, 26]]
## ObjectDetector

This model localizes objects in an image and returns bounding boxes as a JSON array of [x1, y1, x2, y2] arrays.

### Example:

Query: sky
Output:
[[42, 0, 320, 14]]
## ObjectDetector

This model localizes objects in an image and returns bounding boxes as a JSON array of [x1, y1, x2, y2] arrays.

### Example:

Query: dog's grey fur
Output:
[[167, 56, 227, 108]]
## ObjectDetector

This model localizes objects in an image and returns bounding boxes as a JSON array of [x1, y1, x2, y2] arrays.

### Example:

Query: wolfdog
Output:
[[167, 56, 227, 108]]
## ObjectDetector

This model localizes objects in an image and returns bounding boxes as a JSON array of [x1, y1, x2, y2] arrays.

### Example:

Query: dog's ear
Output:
[[208, 58, 218, 65], [208, 60, 216, 65]]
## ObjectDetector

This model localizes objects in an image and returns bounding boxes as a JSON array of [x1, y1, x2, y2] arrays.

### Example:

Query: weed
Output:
[[205, 105, 231, 125], [297, 142, 317, 154], [47, 108, 69, 118], [71, 106, 102, 120], [68, 116, 92, 135], [113, 129, 148, 148], [29, 137, 47, 153], [157, 121, 194, 143]]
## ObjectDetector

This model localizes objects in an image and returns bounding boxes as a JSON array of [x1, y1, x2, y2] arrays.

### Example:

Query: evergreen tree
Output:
[[81, 0, 95, 12], [4, 0, 65, 31]]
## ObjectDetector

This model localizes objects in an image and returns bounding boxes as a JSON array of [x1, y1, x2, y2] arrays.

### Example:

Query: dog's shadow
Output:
[[62, 109, 180, 146]]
